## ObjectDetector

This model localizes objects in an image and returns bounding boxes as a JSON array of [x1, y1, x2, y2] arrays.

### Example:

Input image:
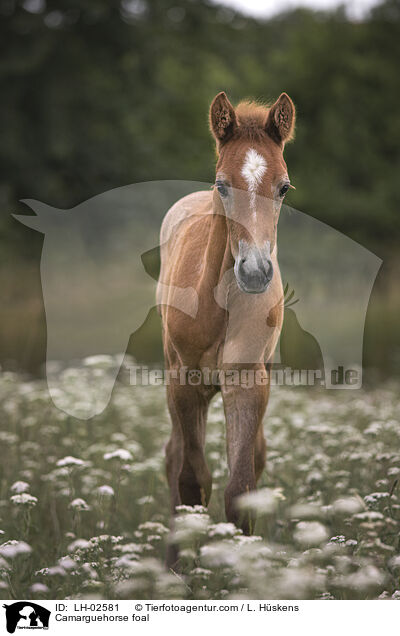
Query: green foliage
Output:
[[1, 0, 400, 251], [0, 0, 399, 372]]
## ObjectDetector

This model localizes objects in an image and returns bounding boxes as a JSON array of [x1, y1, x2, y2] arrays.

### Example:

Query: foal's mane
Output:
[[234, 100, 271, 141]]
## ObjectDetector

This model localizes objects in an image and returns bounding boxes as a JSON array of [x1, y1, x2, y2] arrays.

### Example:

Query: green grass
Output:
[[0, 359, 400, 600]]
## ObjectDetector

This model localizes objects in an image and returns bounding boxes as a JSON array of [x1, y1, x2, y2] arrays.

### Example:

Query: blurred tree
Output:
[[0, 0, 399, 372], [1, 0, 399, 254]]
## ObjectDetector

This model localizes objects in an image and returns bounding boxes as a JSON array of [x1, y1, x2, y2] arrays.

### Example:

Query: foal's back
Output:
[[157, 189, 216, 310]]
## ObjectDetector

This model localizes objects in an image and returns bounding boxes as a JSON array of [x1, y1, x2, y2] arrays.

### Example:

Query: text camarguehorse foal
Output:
[[157, 91, 295, 559]]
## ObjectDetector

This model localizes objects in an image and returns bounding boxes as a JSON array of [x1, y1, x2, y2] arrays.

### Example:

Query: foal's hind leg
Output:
[[254, 425, 267, 482], [254, 378, 270, 481], [166, 380, 213, 510]]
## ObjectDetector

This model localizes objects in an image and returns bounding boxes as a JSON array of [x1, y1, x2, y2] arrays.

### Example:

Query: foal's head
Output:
[[210, 91, 295, 294]]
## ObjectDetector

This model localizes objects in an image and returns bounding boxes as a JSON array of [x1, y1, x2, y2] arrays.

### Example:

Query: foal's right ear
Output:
[[209, 92, 237, 145]]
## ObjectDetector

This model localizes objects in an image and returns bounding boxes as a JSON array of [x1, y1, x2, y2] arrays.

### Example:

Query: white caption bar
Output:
[[2, 600, 398, 635]]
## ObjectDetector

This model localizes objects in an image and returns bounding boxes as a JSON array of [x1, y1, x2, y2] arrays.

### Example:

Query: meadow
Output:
[[0, 356, 400, 600]]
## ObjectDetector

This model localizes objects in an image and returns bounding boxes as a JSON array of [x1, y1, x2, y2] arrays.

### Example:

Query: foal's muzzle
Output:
[[234, 241, 273, 294]]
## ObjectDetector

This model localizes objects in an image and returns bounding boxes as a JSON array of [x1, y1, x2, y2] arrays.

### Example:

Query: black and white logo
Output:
[[3, 602, 50, 634]]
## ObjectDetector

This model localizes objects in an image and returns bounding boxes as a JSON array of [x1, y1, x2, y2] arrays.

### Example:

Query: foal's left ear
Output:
[[209, 91, 237, 146], [265, 93, 296, 146]]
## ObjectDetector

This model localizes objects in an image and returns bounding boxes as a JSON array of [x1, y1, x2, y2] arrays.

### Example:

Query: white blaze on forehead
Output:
[[241, 148, 267, 214], [241, 148, 267, 187]]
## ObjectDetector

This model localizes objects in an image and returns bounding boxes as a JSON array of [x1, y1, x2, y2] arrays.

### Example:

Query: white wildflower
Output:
[[58, 556, 76, 570], [136, 522, 169, 535], [89, 534, 123, 545], [115, 555, 140, 569], [10, 493, 38, 507], [67, 539, 91, 552], [137, 495, 154, 505], [353, 511, 384, 522], [364, 492, 390, 506], [83, 354, 117, 368], [56, 456, 85, 468], [289, 503, 324, 520], [97, 485, 115, 497], [115, 542, 143, 555], [200, 542, 238, 568], [29, 583, 49, 594], [69, 498, 90, 511], [234, 534, 263, 547], [82, 563, 98, 579], [332, 496, 364, 515], [174, 513, 209, 542], [209, 523, 240, 539], [344, 565, 385, 590], [237, 487, 284, 515], [10, 481, 30, 494], [103, 449, 133, 462], [45, 566, 67, 577], [329, 535, 346, 544], [175, 504, 207, 514], [0, 540, 32, 559], [294, 521, 329, 547], [190, 567, 212, 578]]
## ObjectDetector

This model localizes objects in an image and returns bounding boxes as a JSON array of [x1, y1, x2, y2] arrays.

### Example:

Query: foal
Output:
[[157, 91, 295, 543]]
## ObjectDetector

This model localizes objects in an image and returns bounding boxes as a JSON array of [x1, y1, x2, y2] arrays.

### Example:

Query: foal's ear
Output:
[[209, 92, 237, 145], [265, 93, 296, 146]]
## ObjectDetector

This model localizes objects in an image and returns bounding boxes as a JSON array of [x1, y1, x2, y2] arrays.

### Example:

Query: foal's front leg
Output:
[[221, 371, 269, 534], [166, 380, 213, 510], [165, 380, 213, 569]]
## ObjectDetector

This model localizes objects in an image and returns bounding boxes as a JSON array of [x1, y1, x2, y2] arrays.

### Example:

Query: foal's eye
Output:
[[279, 183, 290, 198], [216, 181, 228, 198]]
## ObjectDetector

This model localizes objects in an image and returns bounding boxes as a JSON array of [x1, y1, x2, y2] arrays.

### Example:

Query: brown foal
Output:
[[157, 91, 295, 560]]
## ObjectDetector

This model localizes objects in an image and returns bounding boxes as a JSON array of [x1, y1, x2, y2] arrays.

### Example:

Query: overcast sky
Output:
[[211, 0, 381, 19]]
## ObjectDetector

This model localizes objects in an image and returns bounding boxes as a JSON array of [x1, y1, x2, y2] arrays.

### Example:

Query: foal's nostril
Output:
[[238, 257, 247, 277], [265, 259, 273, 282]]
